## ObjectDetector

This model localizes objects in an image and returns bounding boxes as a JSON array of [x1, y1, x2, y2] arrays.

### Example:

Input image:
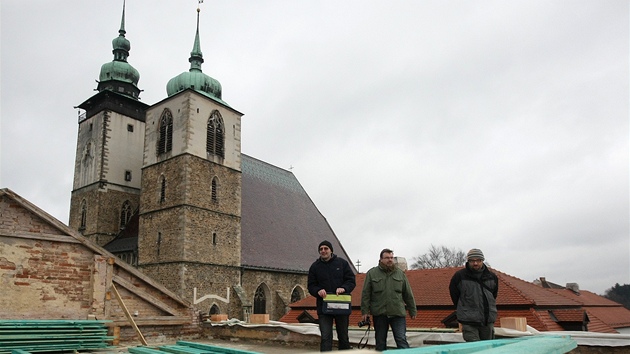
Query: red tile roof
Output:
[[585, 307, 630, 329], [550, 309, 586, 322], [545, 288, 630, 329], [281, 267, 623, 334]]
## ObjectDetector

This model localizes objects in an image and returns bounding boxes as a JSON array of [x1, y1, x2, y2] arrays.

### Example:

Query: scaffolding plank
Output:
[[0, 320, 113, 353]]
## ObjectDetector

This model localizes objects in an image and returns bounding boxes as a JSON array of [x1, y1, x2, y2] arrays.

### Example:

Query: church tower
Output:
[[137, 6, 244, 306], [69, 1, 148, 246]]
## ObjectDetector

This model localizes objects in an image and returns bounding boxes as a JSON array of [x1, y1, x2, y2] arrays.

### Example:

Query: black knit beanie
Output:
[[318, 240, 333, 253]]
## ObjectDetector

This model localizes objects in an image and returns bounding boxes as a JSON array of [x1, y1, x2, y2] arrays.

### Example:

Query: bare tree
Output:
[[410, 244, 466, 269]]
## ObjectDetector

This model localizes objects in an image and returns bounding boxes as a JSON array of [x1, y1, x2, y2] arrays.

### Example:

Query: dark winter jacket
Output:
[[449, 263, 498, 326], [307, 254, 356, 315]]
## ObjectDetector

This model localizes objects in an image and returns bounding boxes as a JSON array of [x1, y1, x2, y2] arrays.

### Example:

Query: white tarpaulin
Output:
[[208, 320, 630, 348]]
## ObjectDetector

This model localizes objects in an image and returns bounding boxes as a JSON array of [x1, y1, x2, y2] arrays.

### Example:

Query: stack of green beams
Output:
[[0, 319, 114, 353]]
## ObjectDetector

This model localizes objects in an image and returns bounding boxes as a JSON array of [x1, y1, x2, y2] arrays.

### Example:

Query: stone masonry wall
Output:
[[140, 154, 241, 216], [69, 186, 140, 246], [241, 269, 308, 321], [139, 153, 243, 314], [140, 262, 241, 318]]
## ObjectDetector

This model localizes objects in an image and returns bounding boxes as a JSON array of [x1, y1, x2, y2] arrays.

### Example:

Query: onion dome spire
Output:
[[166, 4, 225, 104], [97, 0, 141, 99]]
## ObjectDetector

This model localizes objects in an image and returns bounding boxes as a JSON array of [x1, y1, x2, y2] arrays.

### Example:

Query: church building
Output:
[[68, 3, 355, 321]]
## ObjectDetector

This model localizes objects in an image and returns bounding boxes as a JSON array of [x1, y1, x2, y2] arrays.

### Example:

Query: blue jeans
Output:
[[372, 315, 409, 351], [318, 314, 351, 351]]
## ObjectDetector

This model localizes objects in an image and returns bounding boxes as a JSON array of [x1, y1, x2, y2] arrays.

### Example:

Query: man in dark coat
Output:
[[308, 240, 356, 351], [449, 248, 499, 342]]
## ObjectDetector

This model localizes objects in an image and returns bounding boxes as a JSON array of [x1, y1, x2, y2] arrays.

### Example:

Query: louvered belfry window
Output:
[[158, 109, 173, 155], [207, 110, 225, 158]]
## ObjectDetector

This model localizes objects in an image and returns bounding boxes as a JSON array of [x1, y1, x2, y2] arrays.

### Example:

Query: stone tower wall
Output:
[[69, 109, 143, 245], [69, 185, 139, 246]]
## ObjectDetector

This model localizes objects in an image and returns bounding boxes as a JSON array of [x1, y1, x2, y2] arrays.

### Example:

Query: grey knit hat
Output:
[[467, 248, 485, 261]]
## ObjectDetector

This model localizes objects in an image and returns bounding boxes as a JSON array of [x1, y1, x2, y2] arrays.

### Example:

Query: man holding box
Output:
[[308, 240, 356, 351]]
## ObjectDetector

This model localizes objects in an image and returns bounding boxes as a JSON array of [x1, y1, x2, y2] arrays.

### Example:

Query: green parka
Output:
[[361, 264, 417, 318]]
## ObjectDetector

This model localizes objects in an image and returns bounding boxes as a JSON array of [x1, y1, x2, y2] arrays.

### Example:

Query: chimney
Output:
[[539, 277, 550, 288], [394, 257, 408, 271], [566, 283, 580, 295]]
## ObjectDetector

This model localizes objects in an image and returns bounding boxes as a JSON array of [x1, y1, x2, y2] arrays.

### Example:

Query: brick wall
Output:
[[0, 191, 200, 343], [0, 235, 93, 319], [1, 195, 63, 235]]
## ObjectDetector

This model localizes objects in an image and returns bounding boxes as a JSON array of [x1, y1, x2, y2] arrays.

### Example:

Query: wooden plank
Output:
[[371, 336, 576, 353], [157, 345, 205, 354], [0, 319, 113, 354], [0, 334, 110, 340], [0, 319, 111, 325], [106, 316, 190, 327], [128, 347, 167, 354], [177, 341, 263, 354], [111, 284, 148, 346], [0, 329, 107, 334], [485, 336, 577, 354], [0, 230, 82, 244], [113, 275, 181, 316], [10, 350, 32, 354]]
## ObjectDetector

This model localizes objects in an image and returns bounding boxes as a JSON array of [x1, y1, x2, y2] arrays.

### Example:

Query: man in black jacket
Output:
[[449, 248, 498, 342], [308, 240, 356, 351]]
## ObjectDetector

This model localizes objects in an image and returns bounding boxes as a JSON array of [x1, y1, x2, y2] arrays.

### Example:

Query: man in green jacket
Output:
[[361, 248, 417, 351]]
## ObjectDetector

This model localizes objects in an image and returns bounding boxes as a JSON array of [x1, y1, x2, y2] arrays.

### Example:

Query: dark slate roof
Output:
[[105, 154, 356, 273], [241, 154, 355, 273], [104, 211, 139, 253]]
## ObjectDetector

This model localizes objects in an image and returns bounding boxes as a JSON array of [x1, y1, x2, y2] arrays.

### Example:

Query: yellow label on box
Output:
[[324, 294, 351, 302]]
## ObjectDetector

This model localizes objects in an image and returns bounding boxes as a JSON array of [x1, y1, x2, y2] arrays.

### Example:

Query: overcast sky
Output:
[[1, 1, 628, 295]]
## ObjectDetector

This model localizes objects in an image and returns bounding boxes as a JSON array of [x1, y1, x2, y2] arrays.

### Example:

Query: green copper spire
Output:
[[189, 7, 204, 71], [97, 0, 141, 99], [166, 5, 225, 104], [112, 0, 130, 60]]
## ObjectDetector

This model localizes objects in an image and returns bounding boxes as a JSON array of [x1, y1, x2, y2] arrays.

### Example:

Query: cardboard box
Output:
[[210, 314, 228, 322], [322, 294, 352, 315], [500, 317, 527, 332], [249, 314, 270, 324]]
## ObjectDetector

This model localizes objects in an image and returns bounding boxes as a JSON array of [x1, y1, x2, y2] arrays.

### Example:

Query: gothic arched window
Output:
[[157, 109, 173, 155], [206, 111, 225, 158], [254, 285, 267, 314], [120, 200, 132, 229], [80, 199, 87, 230], [291, 287, 303, 304], [209, 304, 220, 315]]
